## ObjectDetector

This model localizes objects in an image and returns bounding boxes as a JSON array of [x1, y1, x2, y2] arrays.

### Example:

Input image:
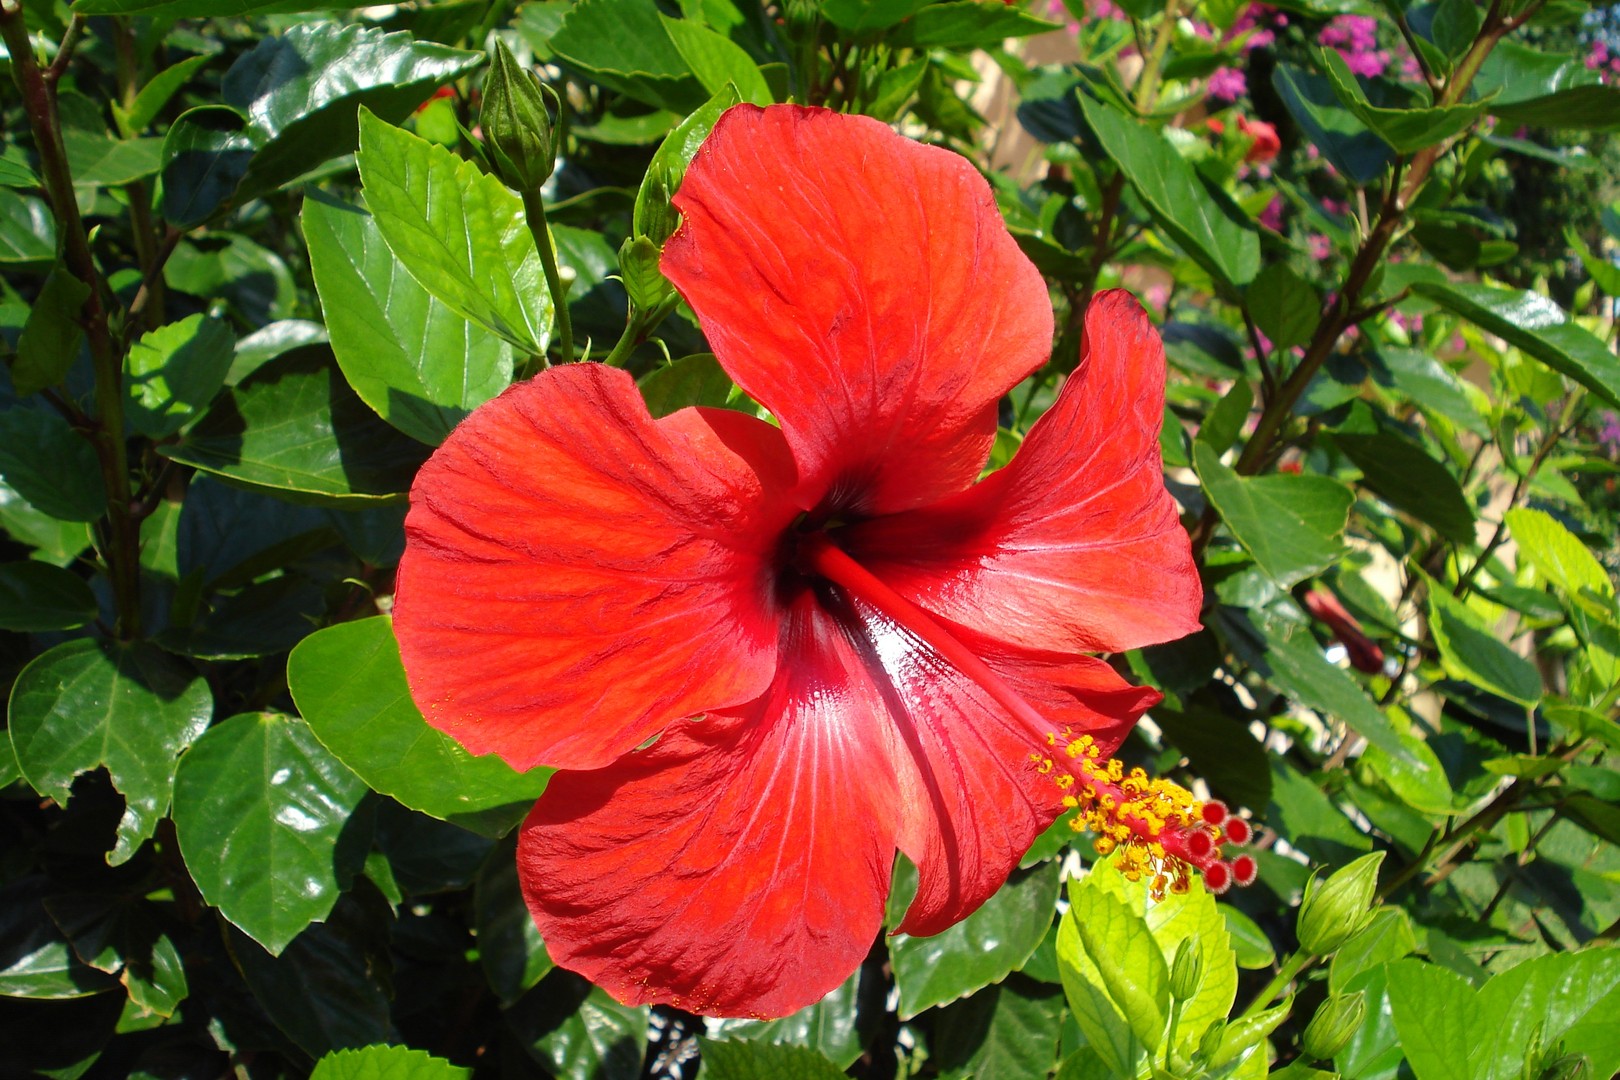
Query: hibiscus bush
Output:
[[4, 0, 1620, 1077]]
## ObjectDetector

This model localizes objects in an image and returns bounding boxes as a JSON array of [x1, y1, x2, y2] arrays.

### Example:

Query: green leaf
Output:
[[638, 353, 747, 417], [0, 479, 93, 566], [0, 880, 120, 999], [474, 839, 554, 1006], [173, 712, 369, 954], [1143, 872, 1238, 1062], [659, 16, 772, 104], [1336, 428, 1476, 543], [1247, 262, 1320, 350], [820, 0, 930, 31], [507, 971, 649, 1080], [311, 1045, 471, 1080], [74, 0, 358, 12], [1196, 378, 1253, 455], [303, 192, 513, 446], [1195, 442, 1354, 587], [1220, 904, 1276, 970], [224, 23, 484, 197], [0, 146, 40, 188], [1361, 720, 1455, 813], [287, 617, 550, 838], [162, 346, 428, 507], [1473, 42, 1620, 132], [158, 105, 256, 229], [0, 561, 97, 631], [889, 859, 1060, 1019], [698, 1038, 849, 1080], [125, 313, 236, 439], [1272, 63, 1394, 185], [1079, 95, 1259, 290], [550, 0, 706, 112], [709, 965, 882, 1069], [60, 130, 165, 188], [165, 232, 297, 326], [119, 53, 213, 134], [634, 85, 740, 247], [9, 640, 212, 864], [1412, 281, 1620, 409], [12, 264, 89, 397], [889, 1, 1059, 48], [1372, 348, 1488, 435], [356, 110, 552, 356], [1056, 866, 1168, 1073], [0, 190, 56, 265], [1328, 908, 1416, 992], [930, 976, 1066, 1080], [1319, 49, 1487, 153], [1505, 507, 1614, 602], [0, 409, 104, 523], [1567, 226, 1620, 297], [1427, 586, 1543, 708], [1247, 617, 1411, 760]]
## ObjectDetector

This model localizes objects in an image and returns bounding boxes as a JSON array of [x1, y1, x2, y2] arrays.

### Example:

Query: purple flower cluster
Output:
[[1319, 14, 1390, 77], [1208, 66, 1248, 102], [1587, 41, 1620, 84]]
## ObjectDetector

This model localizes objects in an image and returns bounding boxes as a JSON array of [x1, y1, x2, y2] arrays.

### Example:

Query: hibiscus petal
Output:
[[662, 104, 1053, 516], [837, 600, 1159, 936], [394, 364, 795, 771], [842, 289, 1203, 655], [518, 593, 900, 1019]]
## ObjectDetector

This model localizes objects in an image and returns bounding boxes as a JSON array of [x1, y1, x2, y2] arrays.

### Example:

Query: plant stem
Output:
[[602, 293, 680, 368], [1133, 0, 1182, 115], [2, 4, 141, 640], [1240, 950, 1312, 1019], [520, 187, 573, 368]]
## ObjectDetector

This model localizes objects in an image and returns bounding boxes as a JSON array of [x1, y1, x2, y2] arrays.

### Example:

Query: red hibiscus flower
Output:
[[1303, 587, 1386, 674], [1237, 115, 1281, 163], [393, 105, 1211, 1019]]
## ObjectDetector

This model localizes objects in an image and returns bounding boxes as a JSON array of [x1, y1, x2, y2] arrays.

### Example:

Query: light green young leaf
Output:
[[125, 313, 236, 439], [1427, 586, 1543, 708]]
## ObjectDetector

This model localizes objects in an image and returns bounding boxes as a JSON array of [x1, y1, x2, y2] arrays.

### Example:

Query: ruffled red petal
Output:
[[518, 593, 901, 1019], [394, 364, 796, 771], [662, 104, 1053, 516], [842, 290, 1203, 655]]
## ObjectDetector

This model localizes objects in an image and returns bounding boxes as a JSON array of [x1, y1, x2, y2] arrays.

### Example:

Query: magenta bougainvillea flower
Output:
[[393, 105, 1209, 1019]]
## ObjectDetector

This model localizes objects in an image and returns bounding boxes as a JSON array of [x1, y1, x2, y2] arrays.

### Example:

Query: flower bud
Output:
[[1297, 851, 1384, 955], [618, 235, 674, 312], [1302, 991, 1366, 1061], [480, 38, 558, 192], [1538, 1054, 1592, 1080], [1169, 938, 1204, 1001]]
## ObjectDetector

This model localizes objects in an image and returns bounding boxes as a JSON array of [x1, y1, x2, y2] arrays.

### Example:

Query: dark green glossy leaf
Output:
[[0, 190, 55, 265], [474, 839, 553, 1006], [9, 639, 213, 864], [0, 146, 40, 188], [303, 192, 513, 446], [1336, 428, 1476, 543], [162, 346, 428, 507], [1220, 904, 1276, 970], [164, 232, 297, 326], [1196, 378, 1254, 455], [1195, 442, 1354, 587], [638, 353, 747, 417], [1273, 63, 1394, 184], [820, 0, 930, 31], [0, 561, 97, 631], [0, 879, 120, 999], [1427, 587, 1542, 708], [1247, 262, 1320, 350], [228, 893, 394, 1057], [60, 129, 164, 188], [74, 0, 354, 12], [699, 1038, 849, 1080], [889, 859, 1060, 1020], [287, 617, 550, 837], [223, 23, 483, 197], [659, 16, 772, 104], [550, 0, 707, 112], [1079, 95, 1259, 289], [889, 2, 1059, 48], [0, 408, 106, 522], [933, 975, 1065, 1080], [0, 478, 93, 566], [710, 963, 883, 1068], [357, 110, 552, 356], [311, 1045, 471, 1080], [1247, 617, 1411, 760], [125, 313, 236, 439], [1474, 42, 1620, 131], [176, 474, 336, 588], [166, 576, 327, 660], [1371, 348, 1487, 435], [1412, 281, 1620, 408], [12, 264, 89, 397], [1329, 908, 1416, 992], [158, 105, 256, 229], [507, 970, 648, 1080], [119, 53, 214, 134], [1319, 50, 1486, 154], [173, 712, 370, 954]]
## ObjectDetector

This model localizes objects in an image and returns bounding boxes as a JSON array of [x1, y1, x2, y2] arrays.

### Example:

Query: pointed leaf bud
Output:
[[480, 39, 558, 193], [618, 235, 674, 313], [1169, 938, 1204, 1001], [1538, 1054, 1592, 1080], [1297, 851, 1384, 956], [1302, 991, 1366, 1061]]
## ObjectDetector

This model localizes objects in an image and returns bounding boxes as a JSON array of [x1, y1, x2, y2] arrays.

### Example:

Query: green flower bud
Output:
[[1195, 1019, 1227, 1067], [1538, 1054, 1592, 1080], [1297, 851, 1384, 956], [618, 235, 674, 313], [1302, 991, 1366, 1061], [1169, 938, 1204, 1001], [480, 38, 558, 192]]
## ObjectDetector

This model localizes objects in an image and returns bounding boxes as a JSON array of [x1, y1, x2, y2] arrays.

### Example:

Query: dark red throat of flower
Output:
[[797, 535, 1255, 898]]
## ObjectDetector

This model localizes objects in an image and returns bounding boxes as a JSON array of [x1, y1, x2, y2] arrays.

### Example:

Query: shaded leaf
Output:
[[1195, 442, 1354, 587]]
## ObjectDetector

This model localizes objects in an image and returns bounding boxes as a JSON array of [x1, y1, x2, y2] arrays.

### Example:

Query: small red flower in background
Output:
[[1237, 115, 1280, 163], [394, 105, 1205, 1019], [1303, 588, 1386, 674]]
